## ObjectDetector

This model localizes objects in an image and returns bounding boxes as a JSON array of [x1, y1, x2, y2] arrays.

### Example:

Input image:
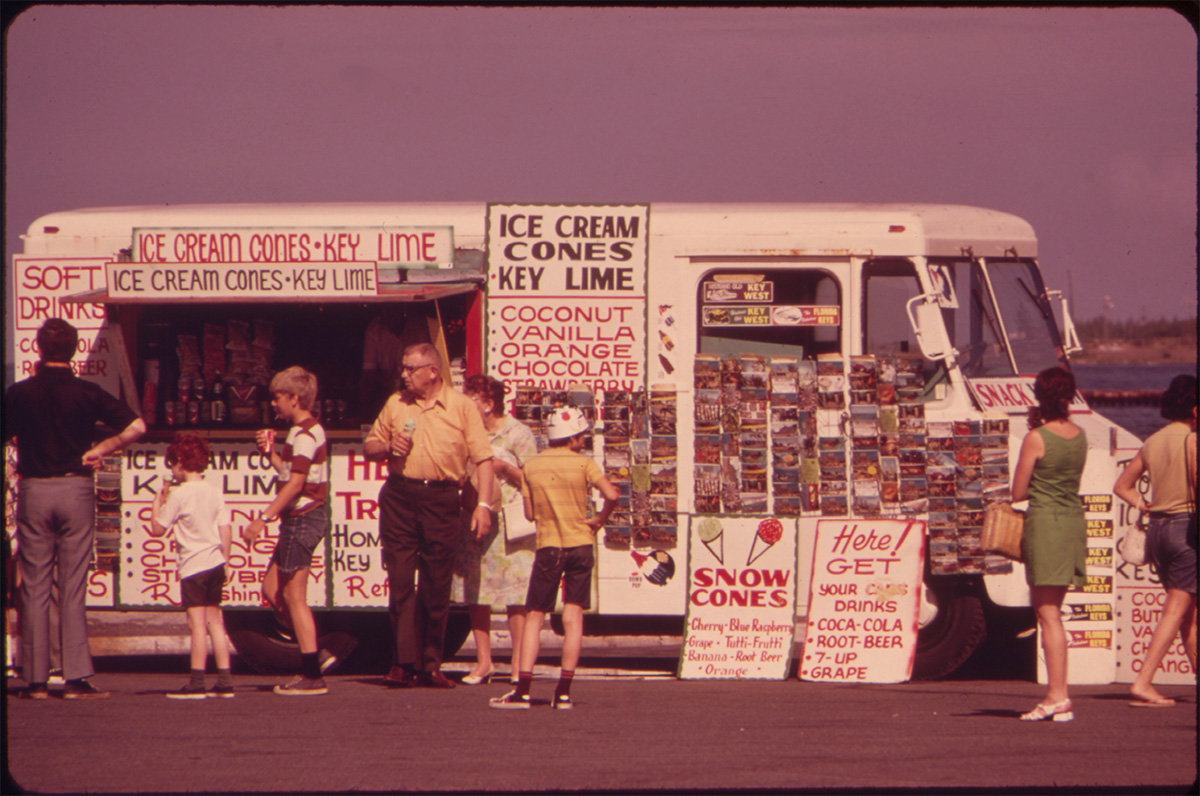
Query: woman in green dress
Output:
[[1011, 366, 1087, 722]]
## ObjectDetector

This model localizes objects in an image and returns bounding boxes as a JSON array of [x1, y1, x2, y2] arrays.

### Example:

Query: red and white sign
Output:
[[119, 442, 311, 608], [11, 257, 117, 394], [486, 204, 649, 394], [801, 519, 925, 683], [105, 261, 380, 300], [967, 376, 1090, 415], [679, 516, 797, 680], [328, 444, 390, 607], [133, 226, 453, 267], [1114, 550, 1193, 684]]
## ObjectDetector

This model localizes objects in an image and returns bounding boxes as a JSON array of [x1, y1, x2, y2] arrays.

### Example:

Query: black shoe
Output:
[[166, 682, 209, 700], [62, 679, 109, 700], [318, 649, 338, 674], [552, 693, 574, 710], [20, 683, 49, 700], [418, 670, 456, 689], [382, 666, 417, 688], [208, 683, 236, 699], [273, 676, 327, 696]]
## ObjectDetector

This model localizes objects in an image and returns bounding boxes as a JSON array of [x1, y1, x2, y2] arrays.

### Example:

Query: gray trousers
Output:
[[17, 476, 96, 683]]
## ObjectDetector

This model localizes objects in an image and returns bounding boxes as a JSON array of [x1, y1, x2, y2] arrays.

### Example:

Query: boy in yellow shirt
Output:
[[490, 408, 618, 710]]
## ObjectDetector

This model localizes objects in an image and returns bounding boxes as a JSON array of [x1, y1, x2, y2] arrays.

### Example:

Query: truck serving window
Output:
[[697, 269, 841, 359]]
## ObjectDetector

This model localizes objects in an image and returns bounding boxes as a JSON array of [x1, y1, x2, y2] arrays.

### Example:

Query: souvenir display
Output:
[[94, 455, 124, 573], [600, 386, 678, 550]]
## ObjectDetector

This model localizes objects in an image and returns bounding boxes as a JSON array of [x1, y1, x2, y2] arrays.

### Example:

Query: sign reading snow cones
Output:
[[678, 516, 797, 680], [801, 519, 925, 683]]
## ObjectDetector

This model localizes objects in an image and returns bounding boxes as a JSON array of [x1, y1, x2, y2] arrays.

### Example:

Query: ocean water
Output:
[[1072, 362, 1198, 441]]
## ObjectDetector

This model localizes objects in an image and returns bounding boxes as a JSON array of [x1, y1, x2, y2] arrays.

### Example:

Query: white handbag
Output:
[[503, 497, 536, 543], [1118, 514, 1147, 566]]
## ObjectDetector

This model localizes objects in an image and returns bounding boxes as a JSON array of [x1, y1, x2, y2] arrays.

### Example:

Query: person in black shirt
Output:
[[4, 319, 145, 699]]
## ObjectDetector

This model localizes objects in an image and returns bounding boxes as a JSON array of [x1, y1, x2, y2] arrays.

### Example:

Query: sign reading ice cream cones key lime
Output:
[[679, 516, 797, 680]]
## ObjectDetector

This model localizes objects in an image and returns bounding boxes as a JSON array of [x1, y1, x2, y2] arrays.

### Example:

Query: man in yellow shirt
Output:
[[490, 407, 618, 710], [364, 343, 494, 688]]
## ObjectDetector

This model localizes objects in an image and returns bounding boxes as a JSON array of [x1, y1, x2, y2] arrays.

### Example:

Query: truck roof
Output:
[[21, 202, 1036, 259]]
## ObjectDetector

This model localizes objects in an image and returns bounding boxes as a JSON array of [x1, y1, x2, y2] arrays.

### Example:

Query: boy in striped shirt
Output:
[[245, 366, 330, 695]]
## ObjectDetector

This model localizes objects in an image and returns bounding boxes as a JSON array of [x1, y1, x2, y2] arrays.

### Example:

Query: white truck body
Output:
[[8, 201, 1179, 682]]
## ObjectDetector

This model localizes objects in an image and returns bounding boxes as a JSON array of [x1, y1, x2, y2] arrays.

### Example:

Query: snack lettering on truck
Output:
[[7, 201, 1157, 684]]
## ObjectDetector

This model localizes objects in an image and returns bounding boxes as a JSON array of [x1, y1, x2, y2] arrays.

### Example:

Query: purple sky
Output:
[[5, 6, 1196, 323]]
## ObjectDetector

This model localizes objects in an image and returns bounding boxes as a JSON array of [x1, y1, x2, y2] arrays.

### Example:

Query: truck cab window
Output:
[[934, 259, 1016, 377], [983, 260, 1064, 374], [862, 258, 944, 386], [697, 268, 841, 359]]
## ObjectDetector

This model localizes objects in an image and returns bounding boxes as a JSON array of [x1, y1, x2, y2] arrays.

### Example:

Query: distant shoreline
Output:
[[1070, 341, 1197, 366]]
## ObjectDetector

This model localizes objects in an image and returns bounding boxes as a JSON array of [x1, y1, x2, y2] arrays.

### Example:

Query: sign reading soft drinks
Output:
[[12, 257, 117, 394], [801, 519, 925, 683], [678, 516, 797, 680]]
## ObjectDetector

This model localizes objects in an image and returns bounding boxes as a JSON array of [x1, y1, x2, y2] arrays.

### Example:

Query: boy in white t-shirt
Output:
[[151, 433, 234, 699]]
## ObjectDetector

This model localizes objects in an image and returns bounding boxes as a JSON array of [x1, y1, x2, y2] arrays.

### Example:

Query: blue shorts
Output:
[[1147, 513, 1197, 594], [271, 507, 327, 574], [525, 545, 594, 612]]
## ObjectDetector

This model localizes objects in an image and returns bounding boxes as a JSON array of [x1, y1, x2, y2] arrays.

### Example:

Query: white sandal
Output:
[[1020, 699, 1073, 722], [461, 665, 496, 686]]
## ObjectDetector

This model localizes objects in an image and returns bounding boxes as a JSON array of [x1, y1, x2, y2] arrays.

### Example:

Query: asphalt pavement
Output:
[[5, 665, 1196, 794]]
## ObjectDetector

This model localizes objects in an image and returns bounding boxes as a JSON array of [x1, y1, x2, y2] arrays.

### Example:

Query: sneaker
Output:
[[62, 679, 110, 700], [166, 682, 210, 700], [21, 683, 49, 700], [208, 683, 236, 699], [488, 690, 531, 710], [318, 649, 338, 674], [273, 676, 327, 696], [551, 693, 573, 710], [48, 669, 65, 686]]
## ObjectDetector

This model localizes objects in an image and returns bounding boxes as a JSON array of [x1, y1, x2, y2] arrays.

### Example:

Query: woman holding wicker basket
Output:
[[1113, 374, 1197, 708], [1011, 366, 1088, 723]]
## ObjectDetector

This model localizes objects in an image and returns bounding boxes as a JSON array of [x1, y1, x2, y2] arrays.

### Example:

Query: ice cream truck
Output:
[[6, 202, 1170, 682]]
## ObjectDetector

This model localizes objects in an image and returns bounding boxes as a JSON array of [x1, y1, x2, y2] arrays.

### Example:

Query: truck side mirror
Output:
[[1046, 289, 1083, 355], [905, 295, 955, 363]]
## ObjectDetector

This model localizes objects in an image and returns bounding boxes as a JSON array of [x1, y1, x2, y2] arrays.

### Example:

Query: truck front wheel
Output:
[[912, 580, 987, 680]]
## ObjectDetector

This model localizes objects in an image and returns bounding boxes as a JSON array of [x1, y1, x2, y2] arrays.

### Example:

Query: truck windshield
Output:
[[982, 259, 1064, 374], [933, 258, 1062, 377]]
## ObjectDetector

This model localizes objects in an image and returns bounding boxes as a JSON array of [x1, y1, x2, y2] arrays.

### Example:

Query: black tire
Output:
[[912, 582, 987, 680], [225, 608, 472, 671]]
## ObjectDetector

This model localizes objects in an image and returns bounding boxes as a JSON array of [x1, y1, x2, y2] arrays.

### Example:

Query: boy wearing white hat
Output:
[[490, 407, 618, 710]]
